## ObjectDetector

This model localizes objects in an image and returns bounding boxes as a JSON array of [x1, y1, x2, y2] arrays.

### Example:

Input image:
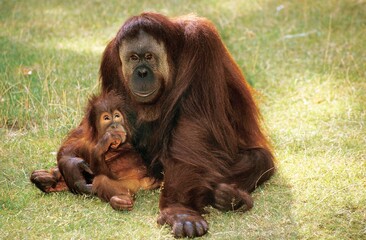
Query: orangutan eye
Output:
[[130, 54, 139, 61], [145, 53, 153, 61], [103, 115, 110, 121]]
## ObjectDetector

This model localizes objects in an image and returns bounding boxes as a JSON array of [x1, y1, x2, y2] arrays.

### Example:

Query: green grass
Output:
[[1, 0, 365, 239]]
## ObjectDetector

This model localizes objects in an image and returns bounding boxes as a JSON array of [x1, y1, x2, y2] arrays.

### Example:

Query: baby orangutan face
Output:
[[98, 110, 127, 149]]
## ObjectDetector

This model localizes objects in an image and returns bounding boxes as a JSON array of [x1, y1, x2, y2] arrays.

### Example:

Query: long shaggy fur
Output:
[[50, 12, 276, 237], [98, 12, 275, 212]]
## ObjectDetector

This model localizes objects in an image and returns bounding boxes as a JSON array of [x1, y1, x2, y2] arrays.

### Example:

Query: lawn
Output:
[[0, 0, 365, 239]]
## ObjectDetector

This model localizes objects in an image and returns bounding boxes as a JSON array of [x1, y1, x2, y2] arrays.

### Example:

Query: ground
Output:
[[0, 1, 365, 239]]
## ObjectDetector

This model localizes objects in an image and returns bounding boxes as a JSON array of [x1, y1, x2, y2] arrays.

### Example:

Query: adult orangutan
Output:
[[32, 12, 275, 238]]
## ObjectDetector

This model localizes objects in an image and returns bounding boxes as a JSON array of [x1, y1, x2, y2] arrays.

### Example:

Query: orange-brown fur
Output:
[[93, 149, 159, 202], [100, 13, 275, 237], [32, 13, 275, 238], [30, 167, 68, 193], [31, 92, 159, 210]]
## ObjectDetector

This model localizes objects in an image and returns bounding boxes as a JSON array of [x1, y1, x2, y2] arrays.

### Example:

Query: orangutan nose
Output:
[[137, 68, 148, 78]]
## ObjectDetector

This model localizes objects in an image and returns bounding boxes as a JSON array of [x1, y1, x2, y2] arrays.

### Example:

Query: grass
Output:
[[0, 0, 365, 239]]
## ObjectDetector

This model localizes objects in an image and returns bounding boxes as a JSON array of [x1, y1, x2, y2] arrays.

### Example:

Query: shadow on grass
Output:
[[1, 2, 298, 237], [1, 45, 298, 239], [202, 172, 297, 239], [22, 171, 297, 239]]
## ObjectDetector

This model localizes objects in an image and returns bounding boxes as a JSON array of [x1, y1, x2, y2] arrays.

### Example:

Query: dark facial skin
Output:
[[119, 30, 170, 104]]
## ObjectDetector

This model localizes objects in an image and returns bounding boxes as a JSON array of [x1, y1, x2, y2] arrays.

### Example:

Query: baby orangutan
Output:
[[30, 92, 160, 210], [88, 92, 160, 210]]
